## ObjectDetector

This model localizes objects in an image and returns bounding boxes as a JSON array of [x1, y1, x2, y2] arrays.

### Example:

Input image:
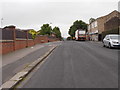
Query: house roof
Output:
[[97, 10, 120, 20]]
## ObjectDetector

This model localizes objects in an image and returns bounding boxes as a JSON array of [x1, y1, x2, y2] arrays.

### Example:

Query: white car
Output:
[[103, 34, 120, 48]]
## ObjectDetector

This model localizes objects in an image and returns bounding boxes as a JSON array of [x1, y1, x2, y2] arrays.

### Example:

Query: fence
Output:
[[0, 28, 59, 54]]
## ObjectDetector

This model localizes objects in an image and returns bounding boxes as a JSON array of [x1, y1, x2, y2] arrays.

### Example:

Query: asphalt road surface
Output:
[[19, 41, 119, 88], [2, 41, 61, 84]]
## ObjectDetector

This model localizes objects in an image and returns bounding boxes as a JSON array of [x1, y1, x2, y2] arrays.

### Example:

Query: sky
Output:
[[0, 0, 119, 38]]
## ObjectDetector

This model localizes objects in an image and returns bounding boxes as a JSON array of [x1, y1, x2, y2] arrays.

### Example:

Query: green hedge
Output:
[[101, 28, 120, 40]]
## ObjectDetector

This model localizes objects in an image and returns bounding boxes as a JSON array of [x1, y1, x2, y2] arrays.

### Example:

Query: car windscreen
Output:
[[110, 36, 120, 39]]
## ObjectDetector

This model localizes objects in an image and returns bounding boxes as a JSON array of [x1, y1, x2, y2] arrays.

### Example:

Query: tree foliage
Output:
[[89, 18, 96, 23], [52, 27, 61, 38], [29, 29, 37, 39], [66, 36, 72, 40], [68, 25, 77, 37], [38, 24, 62, 39], [38, 24, 52, 35], [68, 20, 88, 37]]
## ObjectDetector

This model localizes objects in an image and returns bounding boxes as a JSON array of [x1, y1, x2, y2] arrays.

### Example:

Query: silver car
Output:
[[103, 34, 120, 48]]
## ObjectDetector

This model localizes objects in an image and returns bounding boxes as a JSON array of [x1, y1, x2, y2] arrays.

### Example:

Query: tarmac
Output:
[[1, 41, 61, 88]]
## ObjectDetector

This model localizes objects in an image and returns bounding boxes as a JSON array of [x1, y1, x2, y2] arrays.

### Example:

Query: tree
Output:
[[68, 25, 77, 37], [66, 36, 72, 40], [89, 18, 95, 24], [52, 27, 62, 38], [73, 20, 88, 30], [38, 24, 52, 35], [68, 20, 88, 37], [29, 29, 37, 39]]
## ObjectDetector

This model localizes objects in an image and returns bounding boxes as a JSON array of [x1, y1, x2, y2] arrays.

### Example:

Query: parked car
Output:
[[103, 34, 120, 48]]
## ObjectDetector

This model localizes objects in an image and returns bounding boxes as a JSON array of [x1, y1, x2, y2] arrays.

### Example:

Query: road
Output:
[[18, 41, 119, 88], [2, 41, 61, 84]]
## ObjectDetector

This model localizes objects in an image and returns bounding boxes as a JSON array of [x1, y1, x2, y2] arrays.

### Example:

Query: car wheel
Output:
[[108, 43, 112, 49]]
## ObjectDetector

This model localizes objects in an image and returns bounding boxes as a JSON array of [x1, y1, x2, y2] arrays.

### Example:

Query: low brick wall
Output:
[[15, 40, 27, 50], [1, 42, 14, 54], [1, 36, 59, 54], [1, 27, 60, 54], [27, 40, 35, 47], [34, 36, 49, 44], [49, 38, 58, 42]]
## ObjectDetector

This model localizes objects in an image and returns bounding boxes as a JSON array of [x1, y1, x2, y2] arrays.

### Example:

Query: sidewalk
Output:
[[2, 42, 58, 84], [2, 44, 44, 67]]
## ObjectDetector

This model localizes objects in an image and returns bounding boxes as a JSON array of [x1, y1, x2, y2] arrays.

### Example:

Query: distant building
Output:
[[88, 10, 120, 41]]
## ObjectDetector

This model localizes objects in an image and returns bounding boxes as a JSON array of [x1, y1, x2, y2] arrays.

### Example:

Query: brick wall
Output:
[[1, 42, 14, 54], [15, 40, 27, 50], [27, 40, 35, 47], [1, 35, 59, 54], [49, 38, 59, 42], [104, 17, 120, 31], [97, 17, 105, 33], [34, 35, 49, 44], [1, 27, 60, 54]]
